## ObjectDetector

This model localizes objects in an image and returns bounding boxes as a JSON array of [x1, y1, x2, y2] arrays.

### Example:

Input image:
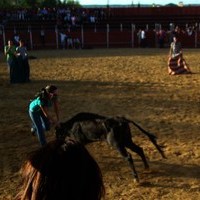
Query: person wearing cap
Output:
[[29, 85, 60, 146]]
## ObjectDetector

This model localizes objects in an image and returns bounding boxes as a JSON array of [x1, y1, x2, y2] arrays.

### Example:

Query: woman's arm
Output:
[[4, 46, 10, 55], [5, 46, 17, 56], [40, 106, 55, 124], [53, 100, 59, 123]]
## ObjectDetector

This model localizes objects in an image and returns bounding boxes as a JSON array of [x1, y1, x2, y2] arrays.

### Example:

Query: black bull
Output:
[[55, 112, 166, 182]]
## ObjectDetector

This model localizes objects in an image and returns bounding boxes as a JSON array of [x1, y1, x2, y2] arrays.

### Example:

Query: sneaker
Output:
[[31, 128, 36, 136]]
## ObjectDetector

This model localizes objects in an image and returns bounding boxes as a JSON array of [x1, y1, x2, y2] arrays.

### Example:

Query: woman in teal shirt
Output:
[[29, 85, 60, 146]]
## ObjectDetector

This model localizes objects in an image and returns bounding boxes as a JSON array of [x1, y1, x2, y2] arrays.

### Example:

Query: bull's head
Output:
[[104, 117, 124, 130], [55, 122, 69, 140]]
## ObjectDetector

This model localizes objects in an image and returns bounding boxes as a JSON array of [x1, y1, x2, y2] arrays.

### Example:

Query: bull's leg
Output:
[[126, 142, 149, 169], [117, 145, 139, 182]]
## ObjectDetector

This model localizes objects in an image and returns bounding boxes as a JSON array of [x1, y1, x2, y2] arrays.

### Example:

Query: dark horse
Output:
[[55, 112, 166, 182]]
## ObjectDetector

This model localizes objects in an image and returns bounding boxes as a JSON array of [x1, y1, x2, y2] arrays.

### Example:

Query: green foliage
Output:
[[66, 0, 81, 7], [37, 0, 57, 8], [0, 0, 81, 9], [0, 0, 12, 8], [58, 0, 81, 8], [0, 0, 39, 8], [25, 0, 39, 8]]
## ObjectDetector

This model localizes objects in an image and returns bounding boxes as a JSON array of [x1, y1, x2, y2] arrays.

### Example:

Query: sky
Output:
[[78, 0, 200, 5]]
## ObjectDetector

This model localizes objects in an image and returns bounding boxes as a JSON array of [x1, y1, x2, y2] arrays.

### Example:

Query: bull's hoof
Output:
[[133, 175, 139, 183], [31, 128, 36, 136], [139, 181, 152, 187], [144, 165, 150, 170]]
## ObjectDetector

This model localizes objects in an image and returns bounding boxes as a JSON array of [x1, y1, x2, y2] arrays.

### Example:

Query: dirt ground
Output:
[[0, 48, 200, 200]]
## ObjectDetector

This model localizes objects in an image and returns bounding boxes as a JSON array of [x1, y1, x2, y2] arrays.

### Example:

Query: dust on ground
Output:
[[0, 48, 200, 200]]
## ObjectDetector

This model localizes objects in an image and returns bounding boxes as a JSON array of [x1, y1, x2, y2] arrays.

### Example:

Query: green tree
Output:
[[63, 0, 81, 7], [39, 0, 58, 7], [0, 0, 81, 9], [24, 0, 39, 8], [0, 0, 12, 8]]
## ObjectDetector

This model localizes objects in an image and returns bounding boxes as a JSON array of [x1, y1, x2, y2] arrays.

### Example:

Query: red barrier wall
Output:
[[1, 28, 199, 49]]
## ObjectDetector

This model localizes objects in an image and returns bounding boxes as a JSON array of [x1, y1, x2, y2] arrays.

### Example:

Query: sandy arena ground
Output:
[[0, 48, 200, 199]]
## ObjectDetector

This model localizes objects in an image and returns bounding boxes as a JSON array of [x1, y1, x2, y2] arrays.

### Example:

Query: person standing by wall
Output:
[[40, 26, 45, 47], [60, 31, 67, 49], [157, 29, 166, 48], [13, 33, 20, 46], [4, 39, 20, 83], [29, 85, 60, 146], [16, 39, 30, 82], [137, 28, 146, 48], [137, 29, 141, 47]]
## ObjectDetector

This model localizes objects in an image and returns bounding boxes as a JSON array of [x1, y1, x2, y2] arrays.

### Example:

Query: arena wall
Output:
[[1, 6, 200, 50]]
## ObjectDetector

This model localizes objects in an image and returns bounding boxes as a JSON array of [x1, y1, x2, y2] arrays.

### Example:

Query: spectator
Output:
[[60, 31, 67, 49], [170, 25, 183, 43], [71, 15, 76, 27], [15, 139, 105, 200], [186, 25, 194, 36], [16, 39, 30, 82], [140, 28, 146, 48], [73, 37, 81, 49], [4, 39, 20, 83], [67, 34, 73, 49], [169, 23, 175, 43], [137, 29, 142, 47], [157, 29, 166, 48], [13, 33, 20, 46], [90, 15, 96, 23], [40, 26, 45, 47]]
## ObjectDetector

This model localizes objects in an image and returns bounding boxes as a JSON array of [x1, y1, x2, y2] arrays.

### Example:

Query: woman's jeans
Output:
[[29, 110, 50, 146]]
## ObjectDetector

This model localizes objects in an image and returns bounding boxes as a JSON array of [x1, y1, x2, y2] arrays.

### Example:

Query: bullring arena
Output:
[[1, 6, 200, 200], [1, 48, 200, 199]]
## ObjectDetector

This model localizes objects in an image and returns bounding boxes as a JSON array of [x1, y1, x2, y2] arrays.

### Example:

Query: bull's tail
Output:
[[127, 119, 166, 159]]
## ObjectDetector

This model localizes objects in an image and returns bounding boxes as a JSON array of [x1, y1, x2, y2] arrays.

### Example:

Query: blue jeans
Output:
[[29, 110, 50, 146]]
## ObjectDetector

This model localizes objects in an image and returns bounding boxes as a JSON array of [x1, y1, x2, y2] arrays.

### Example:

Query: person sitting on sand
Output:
[[168, 35, 191, 75]]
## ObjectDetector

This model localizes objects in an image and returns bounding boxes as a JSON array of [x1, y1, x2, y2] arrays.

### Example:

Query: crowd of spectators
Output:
[[0, 7, 108, 28], [0, 7, 198, 50]]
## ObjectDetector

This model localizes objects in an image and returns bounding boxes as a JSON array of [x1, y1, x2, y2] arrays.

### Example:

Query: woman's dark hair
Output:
[[16, 139, 105, 200], [33, 85, 57, 103], [45, 85, 57, 94]]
